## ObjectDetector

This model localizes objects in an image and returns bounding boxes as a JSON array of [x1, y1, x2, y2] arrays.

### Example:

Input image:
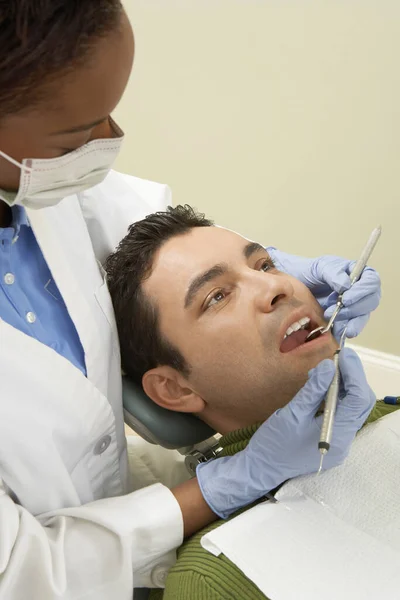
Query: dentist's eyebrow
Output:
[[243, 241, 267, 259], [184, 264, 228, 309]]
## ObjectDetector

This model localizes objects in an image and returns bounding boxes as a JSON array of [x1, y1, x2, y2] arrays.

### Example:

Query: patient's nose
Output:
[[256, 274, 294, 313]]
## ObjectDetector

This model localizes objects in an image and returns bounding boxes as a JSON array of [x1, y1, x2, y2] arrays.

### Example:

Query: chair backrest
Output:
[[122, 376, 216, 450]]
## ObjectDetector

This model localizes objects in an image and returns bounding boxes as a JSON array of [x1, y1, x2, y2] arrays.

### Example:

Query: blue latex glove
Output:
[[267, 248, 381, 339], [197, 348, 375, 519]]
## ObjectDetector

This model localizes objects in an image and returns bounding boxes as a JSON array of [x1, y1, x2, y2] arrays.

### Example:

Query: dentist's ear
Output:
[[142, 366, 206, 414]]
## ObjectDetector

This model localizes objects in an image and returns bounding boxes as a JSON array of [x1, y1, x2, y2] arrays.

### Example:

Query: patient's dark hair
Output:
[[0, 0, 123, 118], [105, 204, 214, 385]]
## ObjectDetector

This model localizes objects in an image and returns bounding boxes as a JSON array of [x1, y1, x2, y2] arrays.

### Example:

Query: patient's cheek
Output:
[[298, 284, 325, 317]]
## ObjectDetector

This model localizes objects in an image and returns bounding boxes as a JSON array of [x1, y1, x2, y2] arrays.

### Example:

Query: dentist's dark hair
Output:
[[0, 0, 123, 118], [105, 204, 214, 386]]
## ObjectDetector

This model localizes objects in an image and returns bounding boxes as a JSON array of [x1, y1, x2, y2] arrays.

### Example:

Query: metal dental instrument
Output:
[[317, 329, 347, 474], [306, 226, 382, 343]]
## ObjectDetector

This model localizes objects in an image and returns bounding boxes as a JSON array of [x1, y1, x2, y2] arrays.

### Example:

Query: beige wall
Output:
[[115, 0, 399, 355]]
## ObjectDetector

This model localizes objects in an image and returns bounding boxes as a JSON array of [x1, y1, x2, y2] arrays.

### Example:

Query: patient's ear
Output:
[[142, 366, 205, 414]]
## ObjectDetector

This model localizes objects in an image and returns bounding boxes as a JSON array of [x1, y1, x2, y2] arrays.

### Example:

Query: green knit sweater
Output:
[[150, 399, 400, 600]]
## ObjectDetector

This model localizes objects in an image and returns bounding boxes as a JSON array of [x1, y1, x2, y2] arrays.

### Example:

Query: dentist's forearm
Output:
[[171, 477, 217, 538]]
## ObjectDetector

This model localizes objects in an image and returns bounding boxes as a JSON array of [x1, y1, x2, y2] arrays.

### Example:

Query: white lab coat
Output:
[[0, 171, 185, 599]]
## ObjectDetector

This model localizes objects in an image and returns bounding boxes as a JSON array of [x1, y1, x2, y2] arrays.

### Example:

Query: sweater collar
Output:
[[219, 422, 262, 456]]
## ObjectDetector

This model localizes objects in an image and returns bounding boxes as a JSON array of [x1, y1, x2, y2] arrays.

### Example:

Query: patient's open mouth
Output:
[[280, 317, 315, 353]]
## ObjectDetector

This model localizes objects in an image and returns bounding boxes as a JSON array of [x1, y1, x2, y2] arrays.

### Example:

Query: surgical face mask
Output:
[[0, 118, 124, 210]]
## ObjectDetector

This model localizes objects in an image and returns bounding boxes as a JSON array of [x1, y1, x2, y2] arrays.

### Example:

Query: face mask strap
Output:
[[0, 150, 33, 173]]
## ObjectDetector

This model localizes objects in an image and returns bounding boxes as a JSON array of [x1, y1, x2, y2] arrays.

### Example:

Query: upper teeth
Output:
[[284, 317, 310, 339]]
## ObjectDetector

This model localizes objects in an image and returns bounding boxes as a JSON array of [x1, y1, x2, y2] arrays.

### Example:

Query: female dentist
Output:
[[0, 2, 380, 598]]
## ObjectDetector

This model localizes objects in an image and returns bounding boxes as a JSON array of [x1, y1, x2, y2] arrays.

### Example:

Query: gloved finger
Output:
[[325, 295, 378, 322], [312, 257, 353, 293], [333, 314, 369, 339], [338, 269, 381, 308], [287, 359, 336, 421], [325, 296, 377, 330], [314, 259, 380, 296], [335, 349, 375, 420], [324, 270, 380, 318]]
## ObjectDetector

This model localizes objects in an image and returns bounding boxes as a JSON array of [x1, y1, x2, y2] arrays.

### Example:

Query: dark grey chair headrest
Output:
[[122, 376, 216, 450]]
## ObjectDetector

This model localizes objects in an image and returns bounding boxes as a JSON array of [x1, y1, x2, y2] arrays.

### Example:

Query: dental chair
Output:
[[122, 376, 222, 477], [123, 377, 222, 600]]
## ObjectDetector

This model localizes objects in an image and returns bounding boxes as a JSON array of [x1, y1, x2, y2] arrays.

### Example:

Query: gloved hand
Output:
[[267, 248, 381, 339], [197, 348, 375, 519]]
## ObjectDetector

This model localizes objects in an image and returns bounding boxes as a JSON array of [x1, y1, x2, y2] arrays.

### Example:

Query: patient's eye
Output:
[[205, 290, 226, 310], [258, 258, 275, 272]]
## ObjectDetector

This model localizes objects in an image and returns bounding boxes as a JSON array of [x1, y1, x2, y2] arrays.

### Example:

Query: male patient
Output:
[[106, 205, 396, 599]]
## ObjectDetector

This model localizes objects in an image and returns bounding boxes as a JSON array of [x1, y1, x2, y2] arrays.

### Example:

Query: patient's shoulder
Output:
[[366, 398, 400, 425], [160, 515, 268, 600]]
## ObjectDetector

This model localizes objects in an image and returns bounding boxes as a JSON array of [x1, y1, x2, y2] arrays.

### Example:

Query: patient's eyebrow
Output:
[[243, 241, 266, 259], [184, 264, 228, 309]]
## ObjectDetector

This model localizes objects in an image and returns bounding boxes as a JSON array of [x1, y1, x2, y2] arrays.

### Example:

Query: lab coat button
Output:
[[151, 564, 170, 587], [4, 273, 15, 285], [26, 311, 36, 323], [94, 435, 111, 455]]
